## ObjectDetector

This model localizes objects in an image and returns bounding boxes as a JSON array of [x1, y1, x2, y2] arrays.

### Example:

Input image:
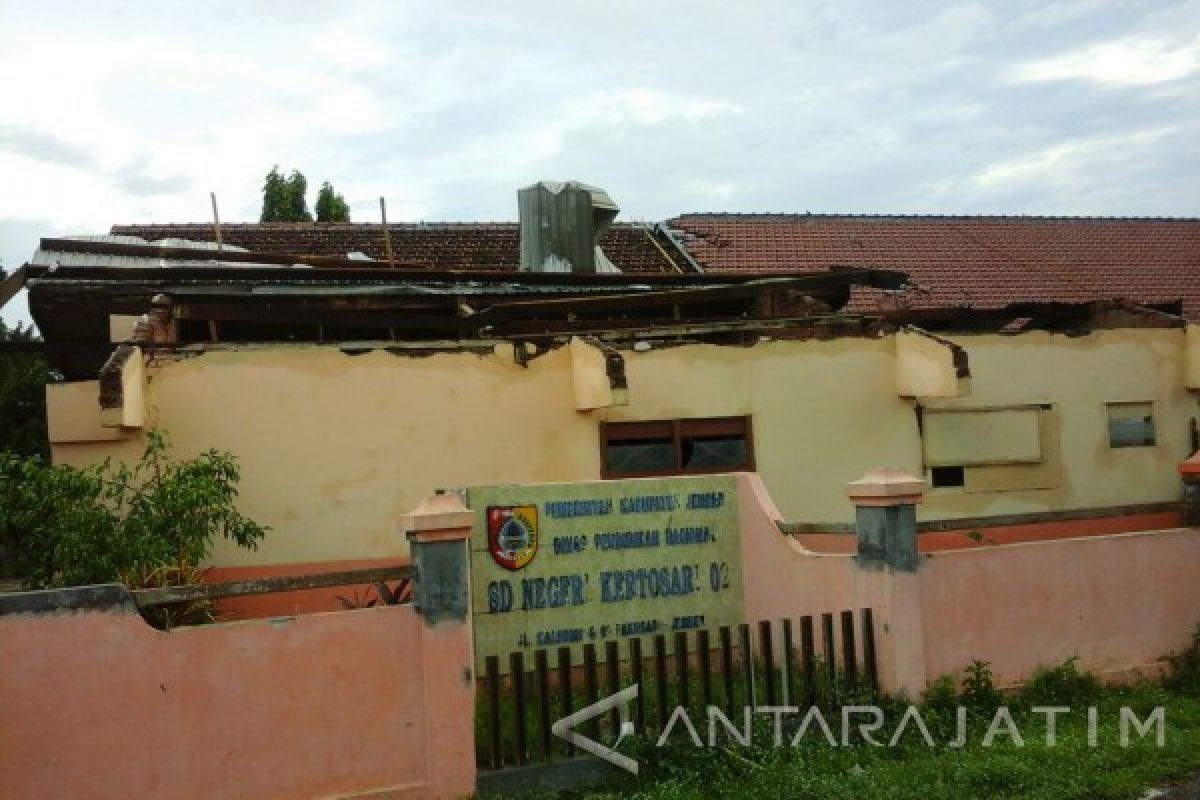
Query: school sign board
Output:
[[466, 475, 743, 671]]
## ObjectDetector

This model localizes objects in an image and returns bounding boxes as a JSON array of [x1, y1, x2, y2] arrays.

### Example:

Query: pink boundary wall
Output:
[[920, 530, 1200, 686], [733, 472, 1200, 694], [0, 603, 475, 800]]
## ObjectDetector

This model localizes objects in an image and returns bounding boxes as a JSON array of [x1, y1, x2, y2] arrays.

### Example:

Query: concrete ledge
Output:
[[778, 501, 1183, 535], [0, 584, 136, 616]]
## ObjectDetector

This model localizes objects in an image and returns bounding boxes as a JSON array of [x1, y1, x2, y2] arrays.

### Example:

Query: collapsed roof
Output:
[[15, 233, 910, 378], [6, 206, 1196, 380], [109, 214, 1200, 320]]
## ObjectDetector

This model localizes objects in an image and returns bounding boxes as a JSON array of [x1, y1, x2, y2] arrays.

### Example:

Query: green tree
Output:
[[0, 299, 50, 461], [0, 430, 267, 590], [260, 165, 313, 222], [315, 181, 351, 222]]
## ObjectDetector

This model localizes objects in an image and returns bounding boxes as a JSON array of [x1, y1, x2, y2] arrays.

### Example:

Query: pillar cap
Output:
[[1180, 451, 1200, 476], [845, 467, 926, 507], [399, 491, 475, 536]]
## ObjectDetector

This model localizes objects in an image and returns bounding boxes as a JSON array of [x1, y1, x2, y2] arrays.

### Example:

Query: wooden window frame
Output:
[[599, 416, 755, 479]]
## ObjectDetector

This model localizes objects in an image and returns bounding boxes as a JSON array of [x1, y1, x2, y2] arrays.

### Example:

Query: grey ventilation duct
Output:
[[518, 180, 621, 273]]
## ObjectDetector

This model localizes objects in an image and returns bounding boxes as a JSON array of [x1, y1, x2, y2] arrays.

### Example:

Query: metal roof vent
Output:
[[518, 180, 621, 273]]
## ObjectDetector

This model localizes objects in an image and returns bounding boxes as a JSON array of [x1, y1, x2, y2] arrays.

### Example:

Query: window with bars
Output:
[[599, 416, 754, 478]]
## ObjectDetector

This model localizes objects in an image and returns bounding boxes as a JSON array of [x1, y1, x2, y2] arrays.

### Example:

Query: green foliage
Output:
[[1166, 625, 1200, 696], [961, 659, 1004, 711], [0, 430, 267, 588], [1017, 657, 1100, 709], [120, 560, 216, 628], [260, 165, 312, 222], [497, 654, 1197, 800], [260, 167, 350, 223], [921, 674, 959, 712], [315, 181, 351, 222], [524, 680, 1200, 800], [0, 312, 50, 461]]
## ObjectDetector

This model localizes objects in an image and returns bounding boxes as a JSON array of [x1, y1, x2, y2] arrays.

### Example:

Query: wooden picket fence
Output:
[[476, 608, 878, 770]]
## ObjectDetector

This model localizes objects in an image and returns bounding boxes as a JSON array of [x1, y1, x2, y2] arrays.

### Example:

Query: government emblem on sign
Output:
[[487, 505, 538, 571]]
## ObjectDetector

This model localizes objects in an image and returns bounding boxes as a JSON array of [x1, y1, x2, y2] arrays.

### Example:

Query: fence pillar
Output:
[[846, 468, 929, 697], [400, 490, 474, 625], [400, 491, 478, 798], [845, 467, 924, 572]]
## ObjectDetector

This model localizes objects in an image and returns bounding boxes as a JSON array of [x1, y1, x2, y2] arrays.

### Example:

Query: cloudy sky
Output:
[[2, 1, 1198, 327]]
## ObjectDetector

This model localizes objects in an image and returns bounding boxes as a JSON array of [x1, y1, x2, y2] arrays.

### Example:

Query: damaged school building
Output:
[[7, 180, 1200, 581]]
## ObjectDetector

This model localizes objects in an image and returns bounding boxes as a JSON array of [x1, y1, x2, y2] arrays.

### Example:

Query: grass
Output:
[[595, 683, 1200, 800], [488, 630, 1200, 800]]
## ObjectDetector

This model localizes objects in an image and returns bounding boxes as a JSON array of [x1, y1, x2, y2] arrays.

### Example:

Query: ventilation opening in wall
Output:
[[1106, 401, 1156, 448], [930, 465, 966, 488]]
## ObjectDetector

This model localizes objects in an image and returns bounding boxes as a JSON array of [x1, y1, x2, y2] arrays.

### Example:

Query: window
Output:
[[600, 417, 754, 478], [930, 465, 965, 488], [919, 404, 1060, 493], [921, 407, 1043, 466], [1107, 402, 1155, 448]]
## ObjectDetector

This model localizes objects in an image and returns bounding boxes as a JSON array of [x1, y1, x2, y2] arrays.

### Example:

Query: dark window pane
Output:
[[1108, 417, 1155, 447], [607, 439, 674, 473], [682, 435, 748, 469], [930, 465, 965, 488]]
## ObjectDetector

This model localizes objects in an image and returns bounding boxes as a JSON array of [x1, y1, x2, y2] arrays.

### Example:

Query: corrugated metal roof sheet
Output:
[[30, 234, 261, 270]]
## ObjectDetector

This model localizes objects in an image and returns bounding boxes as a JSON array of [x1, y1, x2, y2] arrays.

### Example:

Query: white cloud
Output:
[[565, 89, 742, 127], [685, 179, 737, 200], [971, 127, 1182, 189], [1011, 35, 1200, 86], [1009, 0, 1114, 31], [0, 0, 1194, 268]]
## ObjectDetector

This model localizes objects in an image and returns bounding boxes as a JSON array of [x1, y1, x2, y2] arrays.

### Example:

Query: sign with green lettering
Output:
[[466, 475, 742, 671]]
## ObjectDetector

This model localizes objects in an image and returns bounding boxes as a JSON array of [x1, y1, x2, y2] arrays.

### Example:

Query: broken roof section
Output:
[[16, 208, 1197, 381], [109, 221, 694, 273], [110, 214, 1200, 320], [22, 233, 910, 378]]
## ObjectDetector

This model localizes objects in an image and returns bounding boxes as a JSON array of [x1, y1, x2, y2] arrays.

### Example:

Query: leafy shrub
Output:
[[1165, 625, 1200, 696], [960, 659, 1003, 711], [1018, 657, 1100, 708], [0, 430, 267, 589], [921, 674, 958, 714], [120, 560, 216, 628], [919, 662, 1002, 739], [0, 316, 51, 462]]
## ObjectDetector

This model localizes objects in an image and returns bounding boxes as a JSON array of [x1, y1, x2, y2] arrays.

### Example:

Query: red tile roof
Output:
[[113, 214, 1200, 319], [669, 214, 1200, 319], [109, 222, 691, 274]]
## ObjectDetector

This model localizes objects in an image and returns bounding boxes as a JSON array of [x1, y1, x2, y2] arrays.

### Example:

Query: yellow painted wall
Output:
[[1187, 324, 1200, 389], [47, 328, 1197, 567], [895, 328, 968, 397], [617, 337, 919, 517], [922, 328, 1195, 519], [46, 381, 127, 444]]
